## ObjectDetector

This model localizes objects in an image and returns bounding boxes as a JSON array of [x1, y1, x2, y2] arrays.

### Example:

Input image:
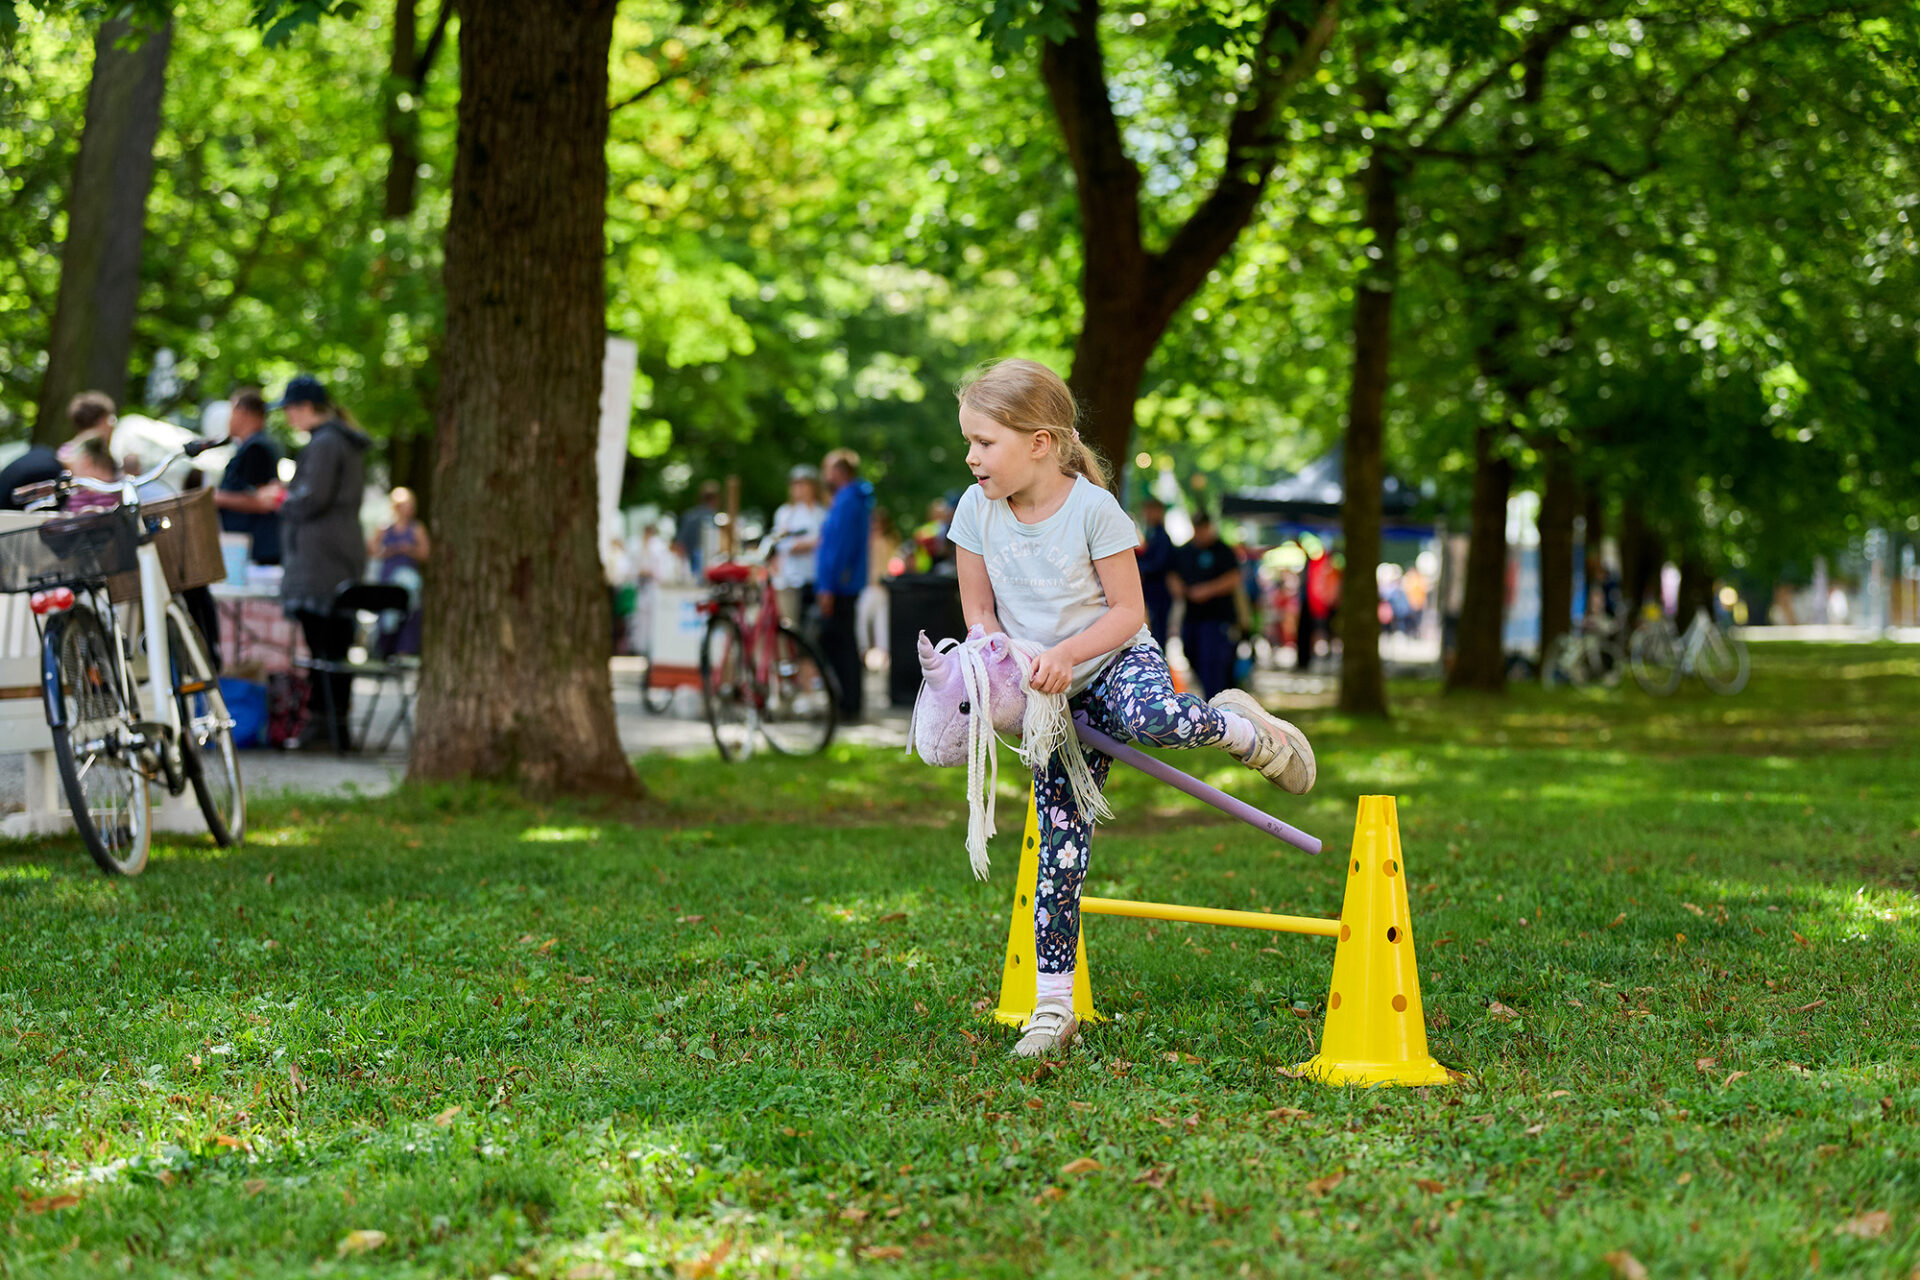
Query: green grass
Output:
[[1, 642, 1916, 1277]]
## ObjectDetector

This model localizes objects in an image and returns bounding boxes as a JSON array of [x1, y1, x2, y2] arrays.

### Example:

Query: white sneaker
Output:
[[1012, 998, 1079, 1058], [1208, 689, 1317, 794]]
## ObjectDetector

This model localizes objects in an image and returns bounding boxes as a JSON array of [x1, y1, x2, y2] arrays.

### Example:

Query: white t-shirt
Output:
[[948, 475, 1152, 696], [768, 501, 825, 589]]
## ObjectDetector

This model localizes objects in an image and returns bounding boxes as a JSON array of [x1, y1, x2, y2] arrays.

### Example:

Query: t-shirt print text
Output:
[[988, 540, 1076, 588]]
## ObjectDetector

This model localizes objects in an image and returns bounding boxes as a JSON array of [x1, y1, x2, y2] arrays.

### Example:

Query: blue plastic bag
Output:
[[218, 677, 269, 749]]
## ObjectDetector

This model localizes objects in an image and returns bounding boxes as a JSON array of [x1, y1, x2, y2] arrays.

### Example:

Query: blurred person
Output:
[[857, 508, 898, 667], [674, 480, 721, 579], [1136, 497, 1174, 650], [62, 434, 121, 513], [814, 448, 873, 720], [1169, 511, 1240, 700], [766, 464, 825, 626], [368, 486, 429, 657], [628, 522, 677, 656], [912, 497, 954, 573], [213, 389, 285, 564], [0, 392, 93, 509], [273, 374, 370, 751]]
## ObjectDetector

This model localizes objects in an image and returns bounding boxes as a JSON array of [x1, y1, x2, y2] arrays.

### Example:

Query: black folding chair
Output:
[[295, 583, 418, 754]]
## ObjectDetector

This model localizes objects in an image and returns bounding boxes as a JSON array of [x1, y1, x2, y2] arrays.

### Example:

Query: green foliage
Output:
[[1, 645, 1917, 1274]]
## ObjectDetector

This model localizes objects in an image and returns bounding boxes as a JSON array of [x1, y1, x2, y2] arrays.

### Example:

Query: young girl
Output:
[[948, 359, 1316, 1058]]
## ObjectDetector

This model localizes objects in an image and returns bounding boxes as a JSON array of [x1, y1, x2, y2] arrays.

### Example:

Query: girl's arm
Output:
[[1028, 550, 1148, 695], [956, 549, 1005, 635]]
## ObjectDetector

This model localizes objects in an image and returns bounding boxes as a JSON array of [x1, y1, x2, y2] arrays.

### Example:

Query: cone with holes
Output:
[[1297, 795, 1455, 1086], [994, 787, 1100, 1026]]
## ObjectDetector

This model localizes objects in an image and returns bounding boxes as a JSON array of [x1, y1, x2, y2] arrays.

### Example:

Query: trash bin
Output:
[[886, 573, 967, 707]]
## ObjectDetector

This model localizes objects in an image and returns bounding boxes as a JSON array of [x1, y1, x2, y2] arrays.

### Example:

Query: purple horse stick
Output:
[[1073, 713, 1323, 855]]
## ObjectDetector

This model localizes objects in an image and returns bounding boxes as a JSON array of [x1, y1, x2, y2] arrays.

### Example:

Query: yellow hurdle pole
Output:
[[1080, 896, 1342, 938]]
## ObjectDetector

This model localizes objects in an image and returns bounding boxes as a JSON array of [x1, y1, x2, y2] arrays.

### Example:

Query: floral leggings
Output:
[[1032, 642, 1236, 973]]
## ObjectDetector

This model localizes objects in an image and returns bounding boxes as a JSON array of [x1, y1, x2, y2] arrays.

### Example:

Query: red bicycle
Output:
[[698, 558, 838, 760]]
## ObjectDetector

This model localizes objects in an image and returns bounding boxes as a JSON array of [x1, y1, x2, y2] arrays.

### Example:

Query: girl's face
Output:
[[961, 406, 1049, 501]]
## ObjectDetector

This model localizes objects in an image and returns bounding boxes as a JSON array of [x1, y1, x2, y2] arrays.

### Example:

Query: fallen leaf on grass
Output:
[[1031, 1186, 1065, 1204], [1150, 1115, 1177, 1128], [1024, 1098, 1045, 1111], [18, 1191, 81, 1214], [288, 1064, 306, 1095], [1525, 1124, 1546, 1136], [1695, 1057, 1718, 1073], [1059, 1158, 1103, 1177], [243, 1179, 267, 1197], [677, 1240, 732, 1279], [336, 1230, 388, 1256], [1414, 1179, 1445, 1194], [1675, 1172, 1693, 1186], [432, 1106, 461, 1127], [1547, 1090, 1572, 1099], [674, 917, 703, 925], [861, 1246, 907, 1260], [1723, 1071, 1748, 1087], [1162, 1051, 1202, 1065], [1134, 1166, 1173, 1189], [1682, 902, 1704, 916], [212, 1133, 246, 1150], [1606, 913, 1627, 929], [1833, 1210, 1891, 1240], [1791, 931, 1810, 948], [840, 1207, 869, 1223], [1487, 1001, 1521, 1022], [1602, 1250, 1648, 1280], [1305, 1171, 1345, 1196], [1791, 999, 1828, 1013], [1266, 1107, 1311, 1122]]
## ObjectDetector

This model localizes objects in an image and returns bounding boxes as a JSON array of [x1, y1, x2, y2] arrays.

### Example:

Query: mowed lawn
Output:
[[1, 644, 1915, 1278]]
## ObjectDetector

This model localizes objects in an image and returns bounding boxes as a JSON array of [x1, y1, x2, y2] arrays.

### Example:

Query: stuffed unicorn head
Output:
[[910, 625, 1027, 765], [908, 625, 1110, 880]]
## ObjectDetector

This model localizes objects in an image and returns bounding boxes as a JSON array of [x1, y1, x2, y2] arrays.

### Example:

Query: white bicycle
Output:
[[1629, 611, 1750, 696], [3, 441, 243, 874]]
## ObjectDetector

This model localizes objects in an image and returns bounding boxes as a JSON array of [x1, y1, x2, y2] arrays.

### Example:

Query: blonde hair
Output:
[[955, 358, 1111, 489]]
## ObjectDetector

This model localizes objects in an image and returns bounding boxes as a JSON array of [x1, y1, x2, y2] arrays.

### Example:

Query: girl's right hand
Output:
[[1027, 645, 1073, 696]]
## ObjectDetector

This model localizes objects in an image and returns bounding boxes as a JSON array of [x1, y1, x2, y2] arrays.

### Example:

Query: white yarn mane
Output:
[[908, 634, 1111, 880]]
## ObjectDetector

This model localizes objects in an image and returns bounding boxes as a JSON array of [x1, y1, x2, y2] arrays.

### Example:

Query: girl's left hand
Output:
[[1028, 646, 1073, 696]]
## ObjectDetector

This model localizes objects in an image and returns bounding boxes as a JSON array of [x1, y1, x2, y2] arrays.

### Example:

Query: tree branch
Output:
[[413, 0, 452, 89], [609, 58, 775, 113], [1150, 0, 1341, 313], [1039, 0, 1145, 272]]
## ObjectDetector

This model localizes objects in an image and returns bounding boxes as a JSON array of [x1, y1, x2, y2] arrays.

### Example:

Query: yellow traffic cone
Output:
[[1297, 796, 1456, 1087], [994, 787, 1101, 1027]]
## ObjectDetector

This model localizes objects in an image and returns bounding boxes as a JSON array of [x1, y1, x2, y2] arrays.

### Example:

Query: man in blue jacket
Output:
[[1136, 497, 1174, 650], [815, 448, 873, 721]]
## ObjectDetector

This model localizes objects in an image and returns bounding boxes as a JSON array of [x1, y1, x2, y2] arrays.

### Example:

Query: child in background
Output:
[[61, 435, 122, 513], [948, 359, 1317, 1058]]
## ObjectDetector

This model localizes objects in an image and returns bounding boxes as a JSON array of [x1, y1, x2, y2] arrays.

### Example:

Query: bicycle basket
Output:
[[0, 507, 140, 595], [110, 486, 222, 602]]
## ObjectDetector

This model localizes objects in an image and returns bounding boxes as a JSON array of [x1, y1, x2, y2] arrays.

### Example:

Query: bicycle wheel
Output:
[[1696, 624, 1751, 695], [639, 658, 677, 715], [1593, 632, 1627, 688], [44, 605, 151, 875], [1542, 634, 1583, 687], [1629, 620, 1682, 696], [168, 607, 243, 846], [700, 616, 756, 761], [759, 624, 838, 755]]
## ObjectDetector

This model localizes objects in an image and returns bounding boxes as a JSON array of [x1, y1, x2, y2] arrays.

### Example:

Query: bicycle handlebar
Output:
[[11, 436, 230, 508]]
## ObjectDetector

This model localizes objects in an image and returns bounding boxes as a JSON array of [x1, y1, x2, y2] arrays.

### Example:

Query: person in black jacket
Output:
[[212, 389, 284, 565], [273, 375, 370, 750]]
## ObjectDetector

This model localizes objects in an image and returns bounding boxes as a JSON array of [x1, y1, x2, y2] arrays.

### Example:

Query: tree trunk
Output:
[[409, 0, 635, 796], [1536, 436, 1577, 661], [1619, 497, 1663, 619], [1445, 423, 1513, 692], [384, 0, 420, 220], [1675, 551, 1713, 631], [34, 16, 172, 443], [1581, 484, 1606, 590], [1039, 0, 1338, 484], [1336, 130, 1399, 718]]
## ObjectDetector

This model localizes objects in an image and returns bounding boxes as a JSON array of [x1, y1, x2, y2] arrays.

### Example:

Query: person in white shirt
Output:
[[767, 465, 825, 626]]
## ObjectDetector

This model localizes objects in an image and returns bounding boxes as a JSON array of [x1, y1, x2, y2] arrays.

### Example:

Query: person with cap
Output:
[[765, 464, 825, 627], [1135, 497, 1175, 650], [273, 374, 371, 751], [1170, 510, 1242, 700], [212, 388, 286, 565]]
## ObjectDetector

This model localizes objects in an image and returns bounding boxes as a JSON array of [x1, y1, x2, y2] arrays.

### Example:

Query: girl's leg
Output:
[[1029, 739, 1114, 985], [1089, 642, 1238, 750]]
